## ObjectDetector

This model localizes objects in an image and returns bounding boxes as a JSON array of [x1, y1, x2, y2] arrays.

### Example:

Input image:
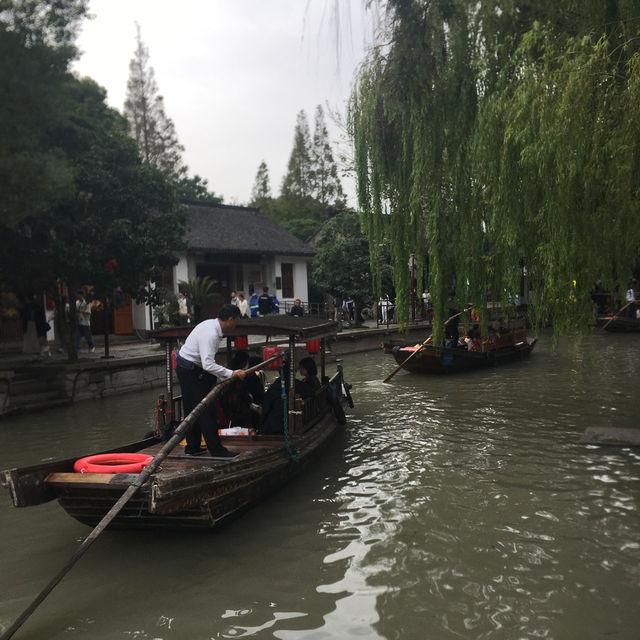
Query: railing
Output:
[[279, 301, 332, 319]]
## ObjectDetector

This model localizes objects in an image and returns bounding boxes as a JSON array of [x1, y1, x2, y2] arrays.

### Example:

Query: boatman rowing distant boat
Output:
[[175, 304, 247, 457]]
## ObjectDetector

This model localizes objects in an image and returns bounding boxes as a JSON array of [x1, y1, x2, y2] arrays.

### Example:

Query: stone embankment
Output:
[[0, 322, 431, 417]]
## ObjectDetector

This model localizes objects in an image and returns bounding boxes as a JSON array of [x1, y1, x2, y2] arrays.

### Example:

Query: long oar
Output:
[[383, 307, 472, 383], [600, 301, 633, 331], [0, 354, 280, 640]]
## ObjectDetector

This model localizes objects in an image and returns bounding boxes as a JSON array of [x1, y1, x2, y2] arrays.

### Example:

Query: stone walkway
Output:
[[0, 319, 412, 369]]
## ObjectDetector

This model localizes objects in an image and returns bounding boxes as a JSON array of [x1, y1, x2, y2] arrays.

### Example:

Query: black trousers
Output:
[[176, 364, 221, 453]]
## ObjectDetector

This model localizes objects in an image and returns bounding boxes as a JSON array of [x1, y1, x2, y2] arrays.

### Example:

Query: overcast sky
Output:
[[72, 0, 375, 206]]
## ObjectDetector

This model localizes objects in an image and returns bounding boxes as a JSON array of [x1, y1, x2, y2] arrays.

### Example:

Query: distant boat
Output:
[[384, 329, 537, 374], [600, 315, 640, 333], [1, 317, 352, 532]]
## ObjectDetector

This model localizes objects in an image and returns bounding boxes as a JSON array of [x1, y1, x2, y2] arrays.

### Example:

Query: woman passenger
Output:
[[296, 357, 320, 399]]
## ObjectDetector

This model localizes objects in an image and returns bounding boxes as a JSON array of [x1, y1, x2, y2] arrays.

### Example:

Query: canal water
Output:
[[0, 330, 638, 639]]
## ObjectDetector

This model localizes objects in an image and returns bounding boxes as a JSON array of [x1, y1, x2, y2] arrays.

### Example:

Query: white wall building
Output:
[[135, 203, 316, 331]]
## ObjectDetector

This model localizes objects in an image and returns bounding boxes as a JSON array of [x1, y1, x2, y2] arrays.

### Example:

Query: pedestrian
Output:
[[237, 293, 249, 317], [21, 294, 51, 357], [289, 298, 304, 317], [76, 290, 95, 353], [258, 287, 274, 316], [174, 304, 247, 457], [178, 291, 191, 326], [379, 295, 390, 324], [230, 291, 239, 307]]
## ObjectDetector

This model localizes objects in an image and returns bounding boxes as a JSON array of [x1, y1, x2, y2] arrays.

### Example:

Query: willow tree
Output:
[[350, 0, 640, 339]]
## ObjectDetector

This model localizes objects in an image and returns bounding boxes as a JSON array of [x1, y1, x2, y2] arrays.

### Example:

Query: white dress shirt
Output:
[[178, 319, 232, 379]]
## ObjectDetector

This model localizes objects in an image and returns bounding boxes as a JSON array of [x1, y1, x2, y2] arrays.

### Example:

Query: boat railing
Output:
[[293, 386, 330, 434]]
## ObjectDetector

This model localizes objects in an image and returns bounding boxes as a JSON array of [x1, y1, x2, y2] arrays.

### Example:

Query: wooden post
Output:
[[164, 341, 173, 424], [288, 334, 296, 435]]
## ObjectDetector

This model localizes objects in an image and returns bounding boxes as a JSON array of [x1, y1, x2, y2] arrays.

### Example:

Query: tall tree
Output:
[[251, 160, 272, 201], [311, 105, 344, 206], [174, 174, 222, 203], [0, 0, 88, 226], [281, 110, 313, 197], [0, 2, 186, 361], [313, 211, 392, 317], [123, 23, 186, 180], [350, 0, 640, 337]]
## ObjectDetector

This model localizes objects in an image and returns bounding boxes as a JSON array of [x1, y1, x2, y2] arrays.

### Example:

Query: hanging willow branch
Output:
[[349, 0, 640, 342]]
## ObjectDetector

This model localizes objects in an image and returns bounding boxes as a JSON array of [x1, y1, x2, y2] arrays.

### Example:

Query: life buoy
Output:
[[328, 382, 347, 425], [73, 453, 153, 474]]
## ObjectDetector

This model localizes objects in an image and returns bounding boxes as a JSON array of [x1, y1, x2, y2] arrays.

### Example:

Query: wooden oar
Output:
[[383, 307, 472, 383], [600, 301, 633, 331], [0, 354, 280, 640]]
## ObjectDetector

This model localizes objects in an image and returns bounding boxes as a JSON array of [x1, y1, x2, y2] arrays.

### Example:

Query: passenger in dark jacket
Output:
[[260, 361, 290, 434], [289, 298, 304, 317], [296, 357, 320, 399]]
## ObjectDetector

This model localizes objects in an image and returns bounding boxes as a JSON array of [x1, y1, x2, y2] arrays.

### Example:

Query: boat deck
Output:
[[44, 434, 291, 489]]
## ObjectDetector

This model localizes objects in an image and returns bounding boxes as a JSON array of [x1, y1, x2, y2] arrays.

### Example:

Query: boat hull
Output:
[[601, 316, 640, 332], [2, 407, 346, 532], [385, 337, 537, 374]]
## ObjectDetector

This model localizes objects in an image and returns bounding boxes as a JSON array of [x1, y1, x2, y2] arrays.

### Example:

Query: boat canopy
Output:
[[151, 316, 339, 342]]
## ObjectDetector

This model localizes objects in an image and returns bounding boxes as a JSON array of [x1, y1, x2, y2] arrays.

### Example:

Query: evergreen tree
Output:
[[123, 23, 186, 180], [281, 110, 313, 197], [0, 3, 186, 362], [0, 0, 88, 226], [311, 105, 344, 206], [174, 174, 222, 203], [251, 160, 272, 201]]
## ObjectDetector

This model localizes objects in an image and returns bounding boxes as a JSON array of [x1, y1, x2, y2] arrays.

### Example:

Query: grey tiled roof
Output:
[[183, 202, 315, 257]]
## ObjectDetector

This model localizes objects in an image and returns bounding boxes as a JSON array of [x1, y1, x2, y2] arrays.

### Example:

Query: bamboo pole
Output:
[[600, 301, 633, 331], [0, 354, 280, 640]]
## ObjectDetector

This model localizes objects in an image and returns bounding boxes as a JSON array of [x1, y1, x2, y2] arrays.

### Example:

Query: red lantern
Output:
[[235, 336, 249, 349], [306, 339, 320, 354], [263, 345, 283, 370]]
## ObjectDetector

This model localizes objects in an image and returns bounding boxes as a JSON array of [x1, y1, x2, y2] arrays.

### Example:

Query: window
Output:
[[281, 263, 294, 298]]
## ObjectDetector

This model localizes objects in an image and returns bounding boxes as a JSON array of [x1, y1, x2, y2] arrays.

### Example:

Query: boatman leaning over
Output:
[[175, 304, 246, 457]]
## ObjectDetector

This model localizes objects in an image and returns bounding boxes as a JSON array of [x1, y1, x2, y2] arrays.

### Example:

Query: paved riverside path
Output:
[[0, 318, 426, 370]]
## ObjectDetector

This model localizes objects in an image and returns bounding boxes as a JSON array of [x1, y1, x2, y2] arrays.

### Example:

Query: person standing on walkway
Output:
[[178, 291, 191, 326], [76, 290, 95, 353], [175, 304, 246, 457], [237, 293, 249, 317], [258, 287, 274, 316], [289, 298, 304, 317]]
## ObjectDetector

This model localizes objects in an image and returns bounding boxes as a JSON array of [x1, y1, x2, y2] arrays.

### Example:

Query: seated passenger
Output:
[[227, 350, 264, 428], [466, 324, 482, 351], [296, 357, 321, 398], [260, 361, 290, 435]]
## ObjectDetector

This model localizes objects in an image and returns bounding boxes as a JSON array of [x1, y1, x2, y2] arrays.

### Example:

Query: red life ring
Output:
[[73, 453, 153, 474]]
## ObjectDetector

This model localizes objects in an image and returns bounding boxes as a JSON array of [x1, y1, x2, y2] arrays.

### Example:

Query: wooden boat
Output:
[[1, 317, 352, 532], [384, 328, 537, 374], [600, 314, 640, 332]]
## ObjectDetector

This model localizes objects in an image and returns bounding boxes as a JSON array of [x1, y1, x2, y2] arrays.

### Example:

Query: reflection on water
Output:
[[0, 330, 638, 639]]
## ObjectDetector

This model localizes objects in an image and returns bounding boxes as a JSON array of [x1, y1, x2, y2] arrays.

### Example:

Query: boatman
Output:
[[175, 304, 246, 457]]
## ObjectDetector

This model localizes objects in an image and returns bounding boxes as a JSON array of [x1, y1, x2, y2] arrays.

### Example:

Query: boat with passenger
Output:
[[600, 314, 640, 332], [1, 316, 352, 532], [384, 317, 537, 375]]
